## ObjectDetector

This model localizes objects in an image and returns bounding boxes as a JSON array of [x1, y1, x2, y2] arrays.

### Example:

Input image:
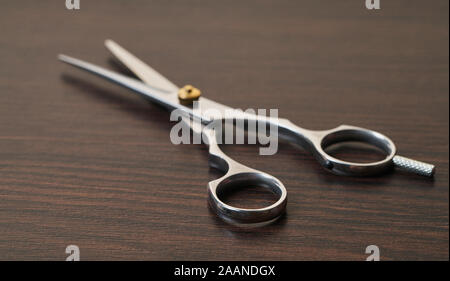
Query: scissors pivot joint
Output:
[[178, 84, 201, 103]]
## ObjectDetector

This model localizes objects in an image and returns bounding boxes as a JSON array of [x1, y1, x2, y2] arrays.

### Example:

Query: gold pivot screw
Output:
[[178, 85, 201, 102]]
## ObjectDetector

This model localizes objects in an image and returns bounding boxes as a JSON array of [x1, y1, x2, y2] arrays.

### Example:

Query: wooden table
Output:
[[0, 0, 448, 260]]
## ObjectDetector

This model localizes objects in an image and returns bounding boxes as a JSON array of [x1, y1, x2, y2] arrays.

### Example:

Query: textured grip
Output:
[[393, 155, 435, 177]]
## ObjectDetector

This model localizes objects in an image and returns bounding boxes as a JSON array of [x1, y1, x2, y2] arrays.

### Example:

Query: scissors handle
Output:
[[202, 127, 287, 224], [277, 119, 435, 177]]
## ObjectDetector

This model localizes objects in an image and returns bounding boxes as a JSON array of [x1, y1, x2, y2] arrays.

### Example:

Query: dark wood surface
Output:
[[0, 1, 448, 260]]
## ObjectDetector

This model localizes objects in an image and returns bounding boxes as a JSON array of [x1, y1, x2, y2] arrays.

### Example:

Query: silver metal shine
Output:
[[58, 40, 435, 224], [105, 39, 179, 92], [393, 156, 435, 177], [189, 119, 287, 223]]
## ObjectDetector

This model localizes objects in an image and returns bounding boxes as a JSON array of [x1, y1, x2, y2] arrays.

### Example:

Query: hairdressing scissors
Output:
[[59, 40, 435, 224]]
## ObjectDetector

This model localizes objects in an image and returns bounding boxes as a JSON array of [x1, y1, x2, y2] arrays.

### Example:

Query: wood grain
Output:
[[0, 0, 448, 260]]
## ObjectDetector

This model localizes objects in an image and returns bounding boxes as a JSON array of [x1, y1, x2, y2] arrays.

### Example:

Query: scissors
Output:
[[59, 40, 435, 224]]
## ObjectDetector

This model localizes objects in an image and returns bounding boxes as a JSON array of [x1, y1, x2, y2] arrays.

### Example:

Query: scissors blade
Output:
[[58, 54, 191, 115], [102, 41, 237, 119], [105, 39, 179, 93]]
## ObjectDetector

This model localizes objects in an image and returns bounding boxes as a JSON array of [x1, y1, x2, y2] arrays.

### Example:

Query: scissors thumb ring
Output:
[[203, 127, 288, 224], [278, 120, 435, 177]]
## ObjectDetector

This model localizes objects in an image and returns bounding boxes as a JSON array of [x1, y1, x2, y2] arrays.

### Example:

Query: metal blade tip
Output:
[[105, 39, 119, 50]]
